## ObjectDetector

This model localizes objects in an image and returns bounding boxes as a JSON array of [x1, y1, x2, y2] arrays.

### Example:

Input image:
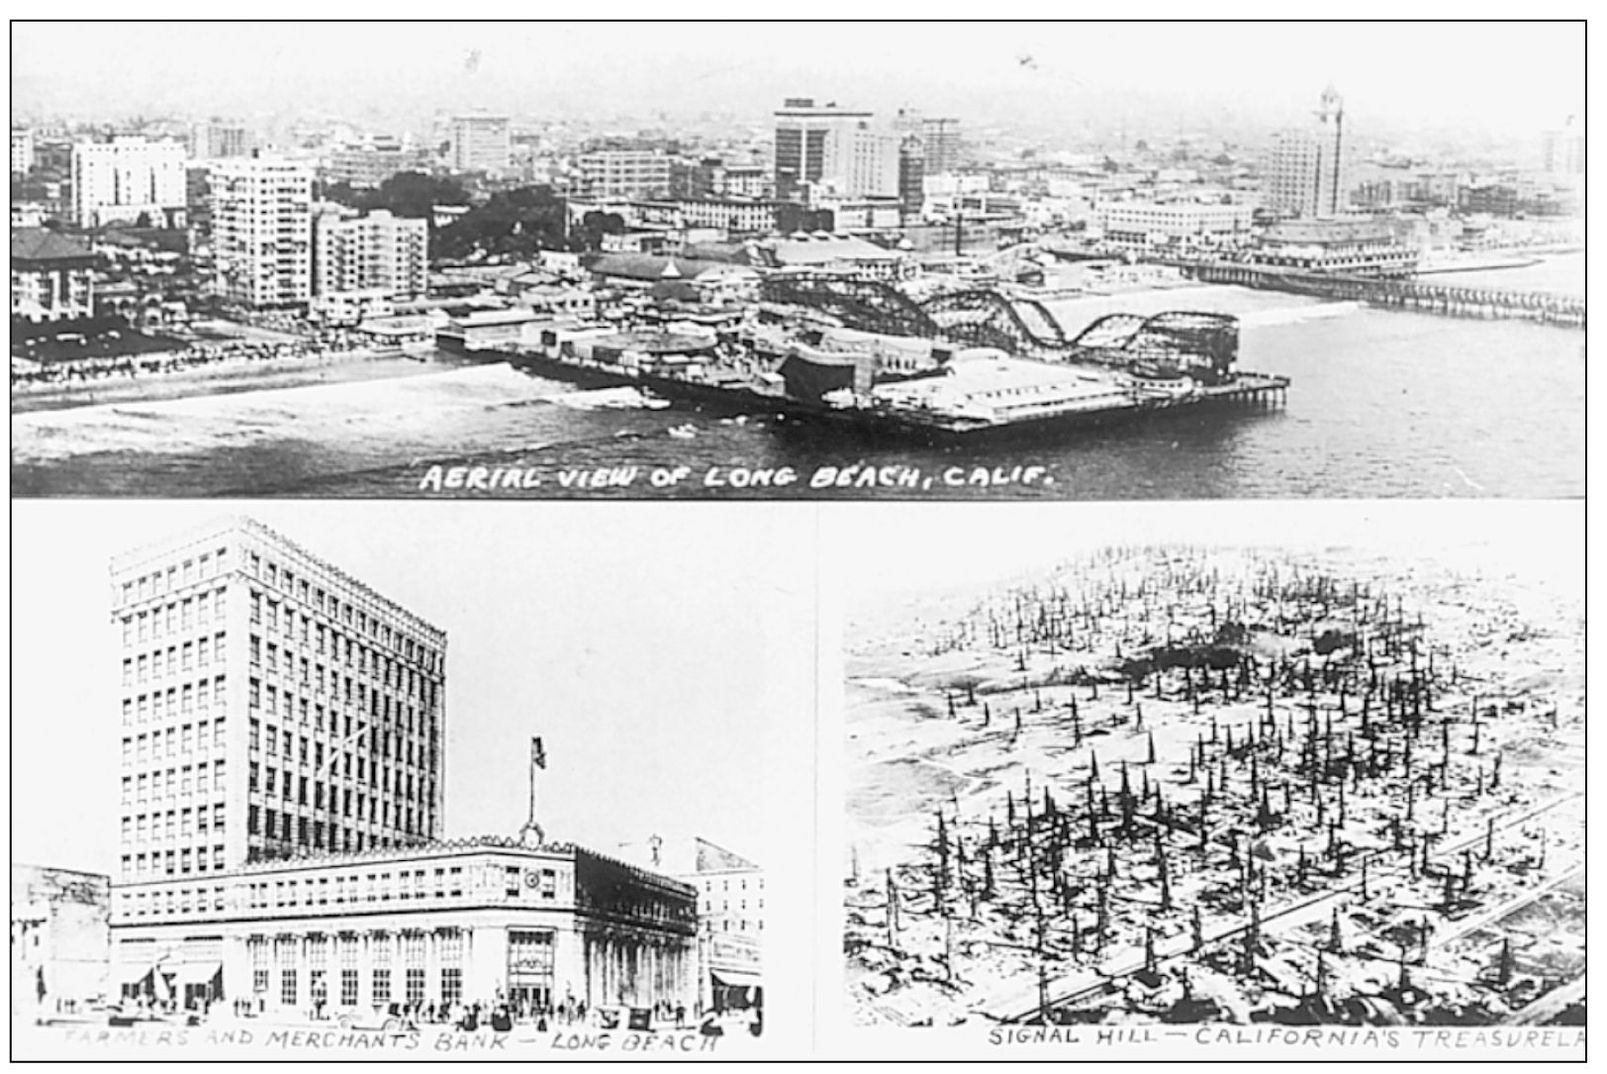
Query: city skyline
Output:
[[11, 501, 817, 878], [12, 21, 1585, 144]]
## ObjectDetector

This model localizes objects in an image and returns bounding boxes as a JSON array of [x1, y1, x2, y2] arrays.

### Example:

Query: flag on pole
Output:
[[532, 737, 546, 770]]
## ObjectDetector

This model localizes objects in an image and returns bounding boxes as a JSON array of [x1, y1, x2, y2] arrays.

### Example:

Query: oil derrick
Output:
[[1240, 898, 1262, 977], [1496, 935, 1514, 986], [886, 870, 901, 947], [1156, 833, 1173, 910]]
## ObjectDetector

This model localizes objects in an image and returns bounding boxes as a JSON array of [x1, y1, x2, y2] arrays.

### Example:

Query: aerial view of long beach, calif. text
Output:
[[8, 21, 1583, 500]]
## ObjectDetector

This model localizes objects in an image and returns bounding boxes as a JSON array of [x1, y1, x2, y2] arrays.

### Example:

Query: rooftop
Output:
[[11, 227, 93, 263]]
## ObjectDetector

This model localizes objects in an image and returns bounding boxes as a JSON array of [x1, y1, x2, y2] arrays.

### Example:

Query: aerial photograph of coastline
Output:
[[841, 507, 1584, 1033], [8, 21, 1584, 498]]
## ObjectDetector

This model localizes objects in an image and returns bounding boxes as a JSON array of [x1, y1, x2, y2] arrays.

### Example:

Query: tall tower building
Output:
[[190, 120, 256, 162], [312, 209, 429, 299], [1264, 84, 1350, 219], [210, 157, 314, 309], [70, 136, 187, 228], [1541, 115, 1583, 176], [920, 117, 963, 176], [104, 519, 697, 1018], [774, 98, 887, 202], [110, 517, 447, 887], [449, 114, 511, 174]]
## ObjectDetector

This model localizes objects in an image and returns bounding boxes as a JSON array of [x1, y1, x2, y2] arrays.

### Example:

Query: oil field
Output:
[[843, 543, 1584, 1029]]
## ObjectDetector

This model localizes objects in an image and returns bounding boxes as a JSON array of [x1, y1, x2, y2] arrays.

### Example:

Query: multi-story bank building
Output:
[[107, 519, 697, 1017]]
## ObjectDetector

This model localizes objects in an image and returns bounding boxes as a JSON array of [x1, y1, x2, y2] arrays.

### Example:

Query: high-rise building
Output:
[[774, 98, 898, 202], [897, 134, 926, 215], [190, 120, 255, 162], [105, 521, 698, 1018], [70, 136, 187, 228], [920, 117, 962, 176], [210, 157, 314, 309], [325, 135, 430, 189], [110, 516, 447, 883], [449, 114, 511, 174], [1541, 116, 1583, 176], [1263, 84, 1350, 220], [577, 148, 672, 199], [313, 209, 429, 299], [11, 127, 35, 177]]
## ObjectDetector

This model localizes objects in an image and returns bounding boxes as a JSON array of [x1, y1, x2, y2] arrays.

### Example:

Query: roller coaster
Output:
[[757, 273, 1239, 378]]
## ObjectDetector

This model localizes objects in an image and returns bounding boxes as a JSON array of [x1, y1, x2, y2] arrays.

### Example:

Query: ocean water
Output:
[[11, 273, 1584, 500]]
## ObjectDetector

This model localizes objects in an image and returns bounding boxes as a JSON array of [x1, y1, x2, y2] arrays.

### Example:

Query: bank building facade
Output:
[[107, 518, 698, 1017]]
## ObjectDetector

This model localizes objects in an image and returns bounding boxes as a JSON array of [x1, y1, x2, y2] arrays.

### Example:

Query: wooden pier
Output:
[[1191, 262, 1584, 329]]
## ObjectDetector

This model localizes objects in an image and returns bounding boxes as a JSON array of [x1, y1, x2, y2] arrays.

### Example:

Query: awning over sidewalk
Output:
[[116, 964, 155, 985], [174, 962, 221, 985], [710, 969, 763, 989]]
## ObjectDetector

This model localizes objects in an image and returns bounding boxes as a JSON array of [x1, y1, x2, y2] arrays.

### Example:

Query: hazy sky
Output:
[[831, 500, 1587, 602], [11, 21, 1585, 141], [11, 501, 820, 876]]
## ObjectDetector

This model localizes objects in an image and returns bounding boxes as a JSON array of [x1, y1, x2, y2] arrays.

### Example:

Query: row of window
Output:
[[119, 759, 227, 804], [262, 967, 448, 1008], [246, 805, 426, 852], [122, 631, 227, 685], [247, 625, 440, 710], [246, 765, 434, 833], [246, 866, 469, 909], [121, 803, 226, 842], [119, 546, 229, 607], [118, 882, 227, 916], [248, 704, 437, 774], [245, 670, 440, 759], [701, 876, 762, 893], [119, 844, 227, 882], [123, 676, 227, 727], [244, 554, 441, 675], [253, 931, 464, 969], [122, 715, 227, 762]]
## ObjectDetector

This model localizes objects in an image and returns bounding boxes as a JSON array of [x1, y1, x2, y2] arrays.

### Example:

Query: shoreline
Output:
[[9, 348, 446, 415]]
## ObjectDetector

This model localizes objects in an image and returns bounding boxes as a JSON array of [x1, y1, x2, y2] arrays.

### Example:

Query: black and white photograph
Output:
[[835, 503, 1584, 1059], [8, 20, 1584, 499], [10, 502, 817, 1059], [4, 14, 1591, 1066]]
